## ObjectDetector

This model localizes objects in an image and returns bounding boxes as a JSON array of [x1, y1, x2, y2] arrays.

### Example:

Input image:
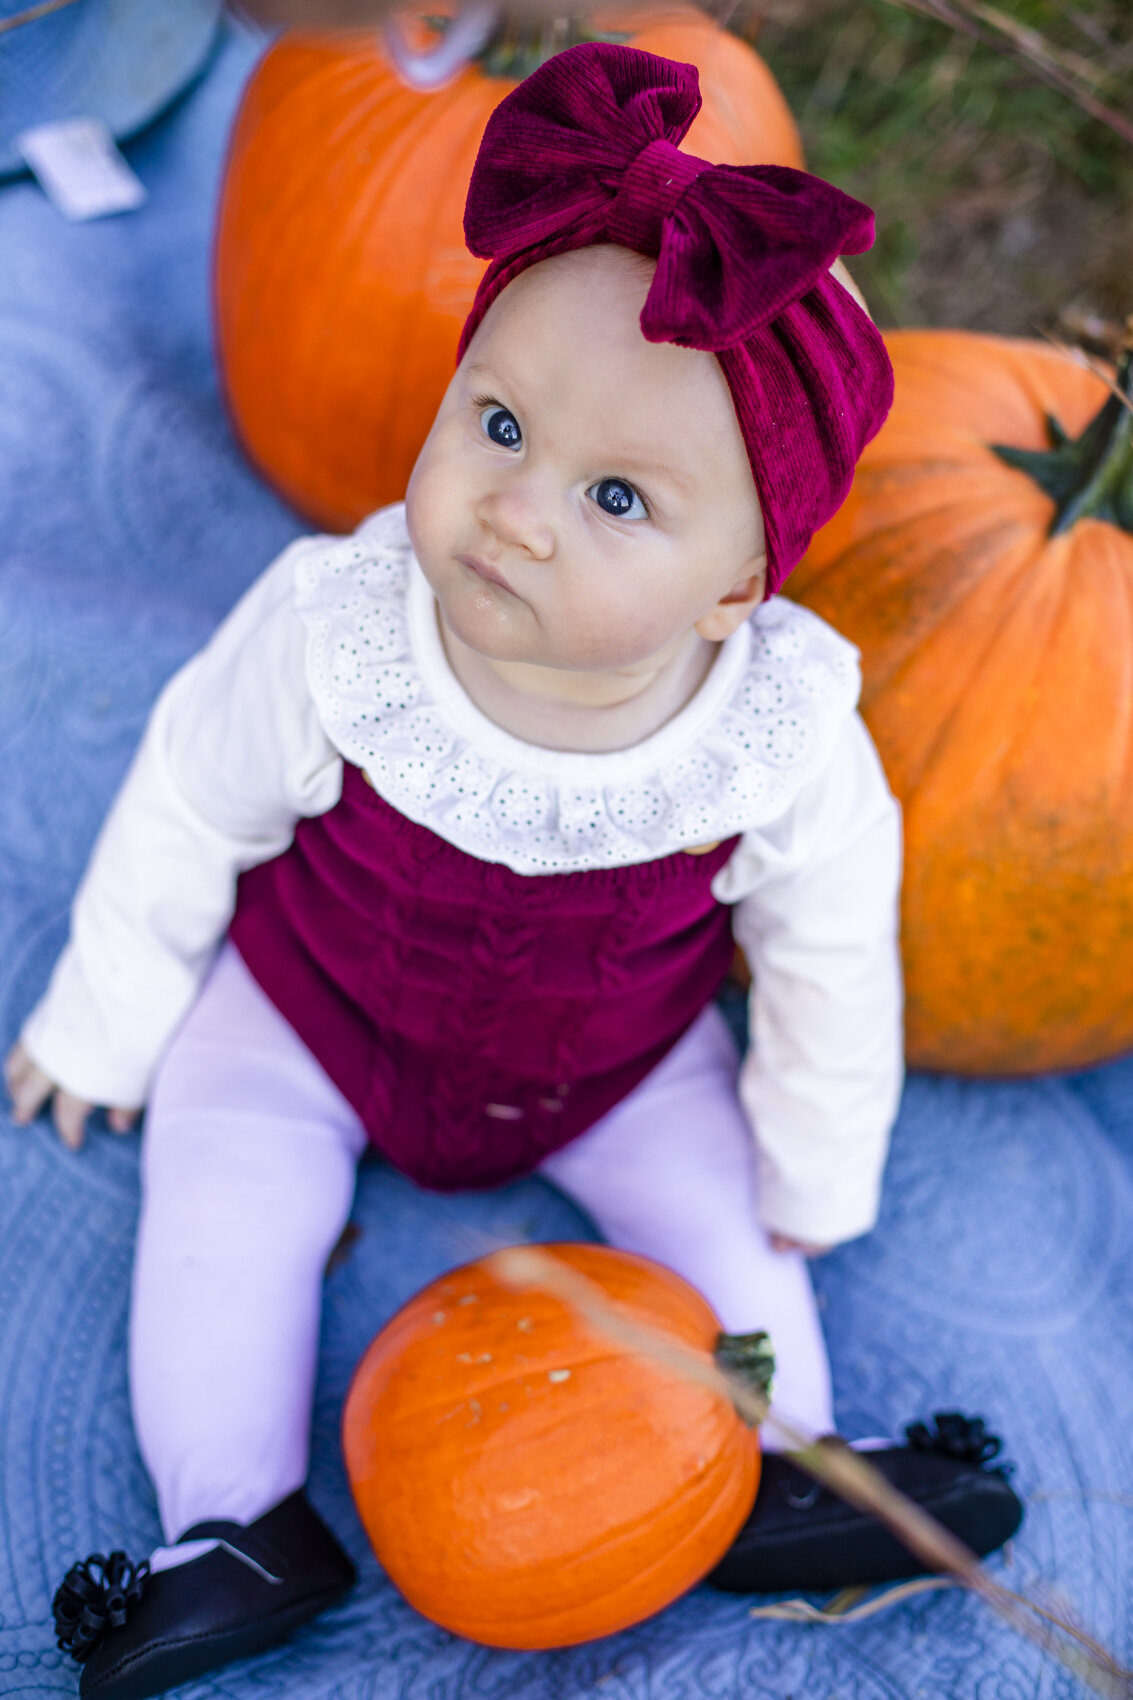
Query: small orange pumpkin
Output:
[[213, 11, 803, 532], [788, 331, 1133, 1075], [342, 1243, 768, 1647]]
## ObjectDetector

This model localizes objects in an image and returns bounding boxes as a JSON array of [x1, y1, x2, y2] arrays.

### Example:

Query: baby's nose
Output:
[[477, 486, 554, 560]]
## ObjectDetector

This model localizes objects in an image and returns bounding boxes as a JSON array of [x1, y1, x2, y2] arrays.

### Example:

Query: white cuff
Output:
[[756, 1160, 883, 1248]]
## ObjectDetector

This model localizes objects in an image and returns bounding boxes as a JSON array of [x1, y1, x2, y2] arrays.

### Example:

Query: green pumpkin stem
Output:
[[713, 1329, 775, 1427], [991, 349, 1133, 537]]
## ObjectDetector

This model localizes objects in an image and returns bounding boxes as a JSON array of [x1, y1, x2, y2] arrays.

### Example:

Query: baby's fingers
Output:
[[770, 1233, 831, 1259], [4, 1041, 54, 1124], [53, 1091, 94, 1152], [4, 1044, 100, 1150], [107, 1107, 139, 1135]]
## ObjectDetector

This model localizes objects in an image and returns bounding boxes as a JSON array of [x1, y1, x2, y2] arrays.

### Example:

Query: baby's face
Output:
[[406, 246, 766, 674]]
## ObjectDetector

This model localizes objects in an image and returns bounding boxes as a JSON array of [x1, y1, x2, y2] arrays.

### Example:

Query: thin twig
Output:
[[1040, 331, 1133, 419], [749, 1575, 960, 1621], [966, 0, 1112, 93], [0, 0, 80, 36], [490, 1246, 1133, 1700]]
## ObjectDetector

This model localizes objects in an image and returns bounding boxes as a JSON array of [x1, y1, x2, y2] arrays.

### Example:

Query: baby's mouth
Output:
[[458, 553, 515, 596]]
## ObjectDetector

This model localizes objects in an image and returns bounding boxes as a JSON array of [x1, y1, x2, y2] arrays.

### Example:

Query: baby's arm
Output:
[[5, 538, 342, 1147], [716, 713, 903, 1251]]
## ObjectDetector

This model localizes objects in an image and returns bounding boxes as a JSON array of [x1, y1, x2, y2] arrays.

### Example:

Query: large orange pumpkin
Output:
[[788, 331, 1133, 1075], [214, 10, 803, 532], [342, 1243, 767, 1647]]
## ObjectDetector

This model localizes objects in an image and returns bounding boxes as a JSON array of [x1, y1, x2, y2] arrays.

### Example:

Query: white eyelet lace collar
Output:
[[295, 504, 861, 874]]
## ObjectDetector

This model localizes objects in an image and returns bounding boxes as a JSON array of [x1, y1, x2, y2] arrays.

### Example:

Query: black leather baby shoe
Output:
[[708, 1411, 1023, 1594], [53, 1489, 356, 1699]]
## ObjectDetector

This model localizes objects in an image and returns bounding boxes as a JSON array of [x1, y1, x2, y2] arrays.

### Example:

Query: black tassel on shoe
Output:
[[905, 1411, 1005, 1470], [53, 1552, 150, 1663]]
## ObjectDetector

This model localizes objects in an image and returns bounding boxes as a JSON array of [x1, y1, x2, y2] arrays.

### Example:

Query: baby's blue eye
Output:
[[588, 478, 647, 520], [481, 406, 522, 449]]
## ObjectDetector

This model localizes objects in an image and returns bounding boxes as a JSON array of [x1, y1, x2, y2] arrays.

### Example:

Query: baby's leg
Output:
[[539, 1003, 834, 1449], [131, 940, 368, 1552]]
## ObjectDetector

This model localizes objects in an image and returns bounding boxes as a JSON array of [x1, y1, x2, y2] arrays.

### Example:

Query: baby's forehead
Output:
[[474, 246, 656, 359], [515, 242, 657, 300], [472, 249, 743, 465]]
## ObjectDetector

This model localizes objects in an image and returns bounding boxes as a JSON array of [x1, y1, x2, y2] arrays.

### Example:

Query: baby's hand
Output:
[[3, 1040, 138, 1151], [770, 1233, 831, 1259]]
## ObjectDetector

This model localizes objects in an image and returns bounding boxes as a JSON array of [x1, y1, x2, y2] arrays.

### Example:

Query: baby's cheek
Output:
[[560, 581, 685, 669], [404, 454, 452, 566]]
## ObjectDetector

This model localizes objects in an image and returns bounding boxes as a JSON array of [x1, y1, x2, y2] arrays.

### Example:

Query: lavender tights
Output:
[[133, 941, 834, 1559]]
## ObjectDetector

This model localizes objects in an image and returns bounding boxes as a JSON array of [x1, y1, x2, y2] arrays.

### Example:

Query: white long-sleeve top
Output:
[[21, 504, 903, 1246]]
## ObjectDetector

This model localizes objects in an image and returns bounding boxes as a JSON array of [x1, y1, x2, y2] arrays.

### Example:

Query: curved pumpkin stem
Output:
[[713, 1329, 774, 1426], [382, 2, 501, 87], [991, 349, 1133, 537]]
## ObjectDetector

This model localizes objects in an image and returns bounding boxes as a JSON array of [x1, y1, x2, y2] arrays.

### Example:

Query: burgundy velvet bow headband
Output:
[[458, 41, 894, 595]]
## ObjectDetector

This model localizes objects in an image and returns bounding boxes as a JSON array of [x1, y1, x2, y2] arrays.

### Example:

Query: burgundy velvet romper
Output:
[[228, 766, 738, 1191]]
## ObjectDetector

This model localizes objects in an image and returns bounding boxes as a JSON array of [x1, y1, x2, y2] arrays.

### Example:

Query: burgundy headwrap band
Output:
[[458, 41, 894, 595]]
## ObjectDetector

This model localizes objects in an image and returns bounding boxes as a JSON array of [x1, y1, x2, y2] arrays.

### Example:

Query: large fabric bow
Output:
[[461, 42, 875, 353]]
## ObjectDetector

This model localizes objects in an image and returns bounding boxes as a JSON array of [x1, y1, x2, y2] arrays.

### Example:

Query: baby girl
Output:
[[6, 41, 1021, 1700]]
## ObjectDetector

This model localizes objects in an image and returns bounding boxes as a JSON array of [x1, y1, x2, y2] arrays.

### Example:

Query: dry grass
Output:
[[730, 0, 1133, 335]]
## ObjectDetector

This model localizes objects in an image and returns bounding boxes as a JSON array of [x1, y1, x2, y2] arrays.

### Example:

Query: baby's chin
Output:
[[434, 585, 646, 676], [431, 574, 538, 659]]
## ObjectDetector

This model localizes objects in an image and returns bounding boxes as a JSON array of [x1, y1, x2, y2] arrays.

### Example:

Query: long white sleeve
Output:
[[20, 539, 343, 1107], [713, 713, 904, 1247]]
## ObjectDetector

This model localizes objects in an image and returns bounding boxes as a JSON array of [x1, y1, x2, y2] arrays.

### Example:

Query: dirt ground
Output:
[[739, 0, 1133, 340]]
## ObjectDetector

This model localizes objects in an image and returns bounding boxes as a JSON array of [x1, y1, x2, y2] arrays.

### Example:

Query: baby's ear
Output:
[[695, 559, 767, 642]]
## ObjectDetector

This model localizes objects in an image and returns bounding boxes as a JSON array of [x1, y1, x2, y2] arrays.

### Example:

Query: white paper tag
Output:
[[16, 117, 147, 222]]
